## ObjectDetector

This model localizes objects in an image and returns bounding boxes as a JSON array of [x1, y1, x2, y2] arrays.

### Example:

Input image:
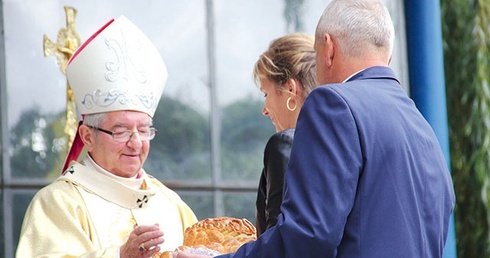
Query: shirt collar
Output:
[[84, 155, 145, 190], [342, 68, 367, 83]]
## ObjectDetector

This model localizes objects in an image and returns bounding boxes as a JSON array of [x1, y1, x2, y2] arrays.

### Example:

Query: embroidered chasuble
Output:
[[16, 161, 197, 258]]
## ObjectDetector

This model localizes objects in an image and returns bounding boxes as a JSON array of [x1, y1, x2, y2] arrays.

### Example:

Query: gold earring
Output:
[[286, 97, 297, 111]]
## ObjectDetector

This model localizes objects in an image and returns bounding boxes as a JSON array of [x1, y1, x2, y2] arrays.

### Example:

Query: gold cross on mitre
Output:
[[43, 6, 81, 148]]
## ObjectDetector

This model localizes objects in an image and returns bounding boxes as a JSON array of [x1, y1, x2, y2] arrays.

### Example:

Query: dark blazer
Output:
[[217, 66, 455, 258], [255, 129, 294, 236]]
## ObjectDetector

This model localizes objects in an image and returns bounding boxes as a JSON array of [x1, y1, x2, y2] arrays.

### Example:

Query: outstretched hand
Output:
[[120, 224, 165, 258]]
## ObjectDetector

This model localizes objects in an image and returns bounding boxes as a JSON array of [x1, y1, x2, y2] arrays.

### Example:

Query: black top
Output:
[[255, 128, 294, 236]]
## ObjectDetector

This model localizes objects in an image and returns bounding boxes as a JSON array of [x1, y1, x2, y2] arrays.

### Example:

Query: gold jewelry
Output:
[[286, 97, 297, 111], [138, 243, 146, 252]]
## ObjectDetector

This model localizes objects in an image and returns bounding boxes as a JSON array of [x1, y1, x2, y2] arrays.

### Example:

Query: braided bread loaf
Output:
[[155, 217, 256, 257]]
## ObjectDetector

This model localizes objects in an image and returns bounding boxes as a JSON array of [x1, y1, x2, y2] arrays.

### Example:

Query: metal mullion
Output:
[[205, 0, 224, 217], [0, 1, 15, 257]]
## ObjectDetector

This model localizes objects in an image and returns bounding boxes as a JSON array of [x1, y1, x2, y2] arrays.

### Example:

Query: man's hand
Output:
[[120, 224, 164, 258]]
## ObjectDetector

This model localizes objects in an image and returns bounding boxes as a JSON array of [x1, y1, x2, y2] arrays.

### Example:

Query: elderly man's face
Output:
[[88, 110, 152, 178]]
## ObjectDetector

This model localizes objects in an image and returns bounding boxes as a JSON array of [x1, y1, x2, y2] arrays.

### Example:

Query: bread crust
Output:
[[155, 217, 256, 257]]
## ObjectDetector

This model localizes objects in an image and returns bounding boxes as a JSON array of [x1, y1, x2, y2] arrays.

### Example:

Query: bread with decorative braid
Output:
[[154, 217, 256, 257]]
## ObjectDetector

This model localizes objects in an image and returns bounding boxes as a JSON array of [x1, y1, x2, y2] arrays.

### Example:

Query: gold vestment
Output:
[[16, 160, 197, 258]]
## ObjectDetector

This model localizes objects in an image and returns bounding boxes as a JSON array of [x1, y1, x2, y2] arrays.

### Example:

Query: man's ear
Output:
[[325, 33, 335, 67], [79, 125, 94, 152]]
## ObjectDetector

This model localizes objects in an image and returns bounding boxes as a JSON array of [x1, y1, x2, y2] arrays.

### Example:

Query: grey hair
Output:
[[82, 112, 154, 135], [82, 113, 107, 136], [315, 0, 395, 58], [83, 113, 107, 128]]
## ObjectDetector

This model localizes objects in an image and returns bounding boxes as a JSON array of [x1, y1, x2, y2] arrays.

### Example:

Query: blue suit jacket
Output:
[[218, 66, 455, 258]]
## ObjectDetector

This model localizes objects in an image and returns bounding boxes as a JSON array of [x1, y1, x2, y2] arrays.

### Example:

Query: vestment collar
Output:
[[60, 161, 156, 209]]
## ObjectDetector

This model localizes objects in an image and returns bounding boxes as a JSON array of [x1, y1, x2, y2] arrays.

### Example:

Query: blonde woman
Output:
[[253, 33, 318, 236]]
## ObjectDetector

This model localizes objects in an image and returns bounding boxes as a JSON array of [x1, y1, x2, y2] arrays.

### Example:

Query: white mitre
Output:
[[66, 15, 167, 117], [62, 15, 167, 172]]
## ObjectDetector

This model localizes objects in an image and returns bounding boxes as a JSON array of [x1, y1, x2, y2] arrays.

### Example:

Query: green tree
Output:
[[146, 96, 211, 181], [221, 96, 275, 181], [9, 108, 66, 179], [441, 0, 490, 256], [284, 0, 305, 32]]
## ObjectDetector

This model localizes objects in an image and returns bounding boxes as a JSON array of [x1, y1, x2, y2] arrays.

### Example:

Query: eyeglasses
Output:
[[87, 126, 157, 142]]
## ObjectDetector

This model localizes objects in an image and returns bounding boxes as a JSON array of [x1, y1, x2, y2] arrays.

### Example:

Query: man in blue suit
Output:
[[177, 0, 455, 257]]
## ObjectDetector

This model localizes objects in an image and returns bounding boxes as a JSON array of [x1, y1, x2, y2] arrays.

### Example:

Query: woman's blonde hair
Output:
[[253, 33, 317, 98]]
